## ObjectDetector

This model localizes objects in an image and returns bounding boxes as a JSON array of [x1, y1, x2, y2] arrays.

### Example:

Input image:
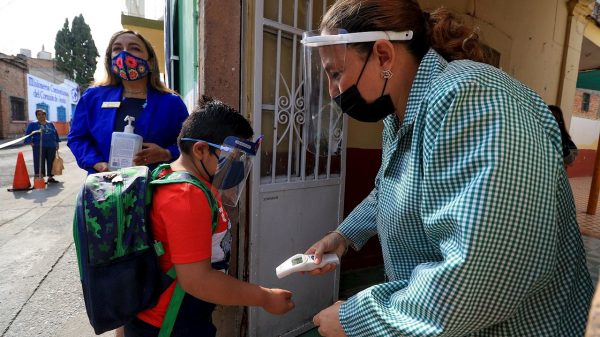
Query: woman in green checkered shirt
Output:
[[301, 1, 593, 336]]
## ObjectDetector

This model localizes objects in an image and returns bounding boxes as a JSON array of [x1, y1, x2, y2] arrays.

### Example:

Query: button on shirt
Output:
[[337, 49, 593, 336]]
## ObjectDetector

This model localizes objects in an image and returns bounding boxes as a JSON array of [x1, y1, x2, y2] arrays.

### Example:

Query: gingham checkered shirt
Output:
[[337, 49, 593, 336]]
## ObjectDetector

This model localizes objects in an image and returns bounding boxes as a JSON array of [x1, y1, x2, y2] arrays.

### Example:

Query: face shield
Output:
[[181, 135, 263, 207], [301, 29, 413, 156], [212, 136, 263, 207]]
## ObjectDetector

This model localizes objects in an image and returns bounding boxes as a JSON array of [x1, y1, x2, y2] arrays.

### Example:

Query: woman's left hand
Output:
[[313, 301, 346, 337], [133, 143, 171, 165]]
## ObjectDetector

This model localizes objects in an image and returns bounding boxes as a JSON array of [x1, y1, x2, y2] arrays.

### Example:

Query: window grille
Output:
[[10, 97, 26, 121], [582, 92, 591, 112]]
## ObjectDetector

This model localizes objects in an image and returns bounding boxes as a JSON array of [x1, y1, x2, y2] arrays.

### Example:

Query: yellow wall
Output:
[[122, 15, 165, 74], [585, 18, 600, 48], [348, 0, 578, 149], [420, 0, 575, 104]]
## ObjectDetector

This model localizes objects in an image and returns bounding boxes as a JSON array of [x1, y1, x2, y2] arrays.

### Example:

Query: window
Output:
[[583, 92, 591, 112], [57, 106, 66, 122], [10, 97, 26, 121], [481, 44, 501, 68]]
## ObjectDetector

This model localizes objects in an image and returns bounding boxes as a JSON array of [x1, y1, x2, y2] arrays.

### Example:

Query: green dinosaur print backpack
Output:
[[73, 165, 217, 336]]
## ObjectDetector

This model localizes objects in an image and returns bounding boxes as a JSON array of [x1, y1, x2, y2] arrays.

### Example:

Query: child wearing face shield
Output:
[[122, 96, 293, 337]]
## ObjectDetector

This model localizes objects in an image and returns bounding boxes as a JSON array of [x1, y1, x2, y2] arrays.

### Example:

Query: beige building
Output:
[[225, 1, 600, 336], [132, 1, 600, 336], [121, 14, 166, 76], [0, 54, 28, 139]]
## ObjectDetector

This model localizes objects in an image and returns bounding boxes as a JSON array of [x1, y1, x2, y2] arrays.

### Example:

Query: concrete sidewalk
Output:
[[571, 176, 600, 285], [0, 145, 110, 337]]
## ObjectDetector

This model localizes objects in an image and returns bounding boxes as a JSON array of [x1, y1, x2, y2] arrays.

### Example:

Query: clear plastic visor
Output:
[[301, 29, 348, 157], [212, 136, 262, 207], [300, 29, 413, 156]]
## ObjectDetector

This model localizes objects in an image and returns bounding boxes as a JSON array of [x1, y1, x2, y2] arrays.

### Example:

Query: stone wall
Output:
[[0, 55, 28, 139], [573, 89, 600, 120]]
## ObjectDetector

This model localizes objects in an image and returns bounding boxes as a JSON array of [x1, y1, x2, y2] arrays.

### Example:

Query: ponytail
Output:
[[426, 8, 486, 63], [321, 0, 487, 63]]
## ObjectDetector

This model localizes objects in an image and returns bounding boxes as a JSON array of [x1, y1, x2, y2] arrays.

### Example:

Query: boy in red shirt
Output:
[[124, 97, 294, 336]]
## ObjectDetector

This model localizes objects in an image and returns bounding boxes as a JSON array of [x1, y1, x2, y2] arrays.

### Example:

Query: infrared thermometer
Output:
[[275, 253, 340, 279]]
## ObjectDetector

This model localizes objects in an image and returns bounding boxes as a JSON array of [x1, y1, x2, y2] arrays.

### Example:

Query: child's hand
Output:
[[263, 288, 294, 315]]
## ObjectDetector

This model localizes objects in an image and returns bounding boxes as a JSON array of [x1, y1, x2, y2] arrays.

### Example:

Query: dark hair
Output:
[[548, 105, 565, 126], [548, 105, 573, 140], [321, 0, 485, 62], [178, 95, 254, 155], [549, 104, 578, 164], [95, 30, 175, 94]]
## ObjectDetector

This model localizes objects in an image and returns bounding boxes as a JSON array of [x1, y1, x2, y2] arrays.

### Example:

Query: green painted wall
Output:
[[178, 0, 198, 99], [577, 70, 600, 91]]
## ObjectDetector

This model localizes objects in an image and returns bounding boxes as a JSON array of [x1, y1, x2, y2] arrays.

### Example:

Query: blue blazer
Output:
[[68, 85, 189, 174]]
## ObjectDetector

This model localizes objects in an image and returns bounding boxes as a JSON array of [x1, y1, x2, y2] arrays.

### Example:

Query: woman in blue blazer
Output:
[[24, 108, 60, 183], [68, 30, 188, 174]]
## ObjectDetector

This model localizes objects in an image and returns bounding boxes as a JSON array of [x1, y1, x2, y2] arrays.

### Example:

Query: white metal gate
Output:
[[248, 0, 345, 336]]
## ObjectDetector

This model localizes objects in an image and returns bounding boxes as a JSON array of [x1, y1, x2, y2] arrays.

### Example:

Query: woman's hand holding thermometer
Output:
[[276, 253, 340, 279], [276, 230, 350, 278]]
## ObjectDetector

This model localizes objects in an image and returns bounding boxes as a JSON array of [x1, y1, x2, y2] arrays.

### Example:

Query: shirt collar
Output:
[[384, 48, 448, 131]]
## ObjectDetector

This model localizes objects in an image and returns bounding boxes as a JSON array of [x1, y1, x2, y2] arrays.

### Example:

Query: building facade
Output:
[[0, 51, 75, 139], [0, 54, 28, 139], [161, 1, 600, 336]]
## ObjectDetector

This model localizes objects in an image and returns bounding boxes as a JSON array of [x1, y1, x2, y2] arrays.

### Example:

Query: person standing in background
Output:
[[24, 108, 60, 184], [549, 104, 579, 166], [68, 30, 188, 174]]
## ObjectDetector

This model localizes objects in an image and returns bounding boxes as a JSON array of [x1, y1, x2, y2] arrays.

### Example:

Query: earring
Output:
[[381, 69, 393, 79]]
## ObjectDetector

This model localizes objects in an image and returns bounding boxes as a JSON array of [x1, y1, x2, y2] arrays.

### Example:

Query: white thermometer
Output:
[[276, 253, 340, 279]]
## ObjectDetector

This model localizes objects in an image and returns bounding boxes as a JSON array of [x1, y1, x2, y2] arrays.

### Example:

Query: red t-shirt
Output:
[[137, 175, 230, 328]]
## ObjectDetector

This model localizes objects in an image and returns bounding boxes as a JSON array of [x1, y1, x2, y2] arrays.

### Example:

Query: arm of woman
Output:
[[135, 95, 189, 165], [23, 123, 35, 145], [52, 123, 60, 147], [67, 91, 105, 172], [337, 81, 572, 336], [305, 147, 386, 273]]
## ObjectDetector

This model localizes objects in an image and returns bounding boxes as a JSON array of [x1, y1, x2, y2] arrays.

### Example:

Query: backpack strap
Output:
[[150, 169, 219, 233], [158, 267, 184, 337], [149, 164, 220, 337]]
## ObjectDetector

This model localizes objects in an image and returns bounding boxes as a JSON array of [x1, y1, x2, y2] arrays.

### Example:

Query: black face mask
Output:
[[333, 50, 396, 123], [199, 152, 220, 183]]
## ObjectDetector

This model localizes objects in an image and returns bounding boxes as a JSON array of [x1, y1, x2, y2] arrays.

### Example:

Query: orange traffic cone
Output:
[[7, 152, 33, 192]]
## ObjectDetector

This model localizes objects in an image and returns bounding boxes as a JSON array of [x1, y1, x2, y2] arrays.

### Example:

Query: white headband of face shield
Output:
[[301, 30, 413, 47]]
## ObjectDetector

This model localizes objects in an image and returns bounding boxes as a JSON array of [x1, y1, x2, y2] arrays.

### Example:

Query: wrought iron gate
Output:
[[248, 0, 345, 336]]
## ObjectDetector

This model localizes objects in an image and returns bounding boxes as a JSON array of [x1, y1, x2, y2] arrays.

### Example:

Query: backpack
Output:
[[73, 164, 218, 336]]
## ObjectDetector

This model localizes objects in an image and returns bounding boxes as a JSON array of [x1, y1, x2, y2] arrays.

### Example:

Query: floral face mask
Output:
[[111, 50, 150, 81]]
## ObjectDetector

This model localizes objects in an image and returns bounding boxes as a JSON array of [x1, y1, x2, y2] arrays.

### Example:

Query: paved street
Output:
[[0, 144, 110, 337], [1, 144, 600, 337]]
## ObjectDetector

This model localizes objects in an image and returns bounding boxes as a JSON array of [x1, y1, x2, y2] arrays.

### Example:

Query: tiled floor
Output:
[[573, 176, 600, 286], [572, 177, 600, 239]]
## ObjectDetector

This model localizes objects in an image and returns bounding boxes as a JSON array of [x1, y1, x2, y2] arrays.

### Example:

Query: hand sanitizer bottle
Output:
[[108, 115, 143, 170]]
